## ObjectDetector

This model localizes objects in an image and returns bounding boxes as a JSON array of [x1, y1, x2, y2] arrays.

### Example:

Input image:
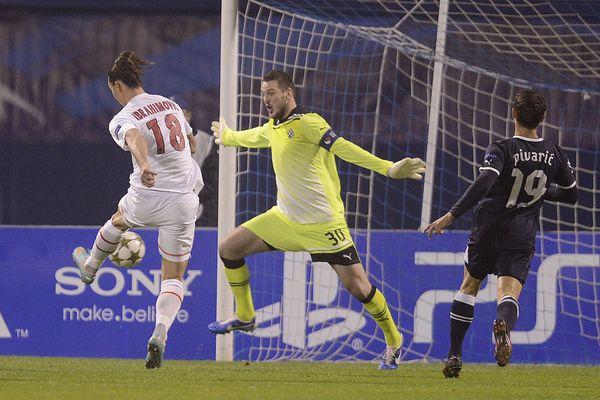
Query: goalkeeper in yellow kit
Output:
[[208, 70, 425, 370]]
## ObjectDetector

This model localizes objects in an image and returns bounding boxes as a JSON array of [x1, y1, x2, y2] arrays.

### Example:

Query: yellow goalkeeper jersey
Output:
[[221, 108, 393, 224]]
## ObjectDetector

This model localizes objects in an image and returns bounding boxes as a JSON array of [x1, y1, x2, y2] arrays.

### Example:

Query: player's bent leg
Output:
[[219, 257, 255, 321], [360, 286, 403, 370], [493, 275, 522, 367], [146, 275, 186, 368], [73, 212, 128, 284], [209, 255, 258, 334], [146, 229, 190, 369], [209, 226, 269, 335], [496, 276, 523, 331], [333, 262, 402, 370], [442, 265, 482, 377], [207, 259, 257, 335]]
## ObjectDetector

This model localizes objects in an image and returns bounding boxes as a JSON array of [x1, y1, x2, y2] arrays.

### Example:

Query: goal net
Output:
[[224, 0, 600, 362]]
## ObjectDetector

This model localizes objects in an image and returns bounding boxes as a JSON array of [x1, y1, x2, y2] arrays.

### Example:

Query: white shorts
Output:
[[118, 187, 199, 262]]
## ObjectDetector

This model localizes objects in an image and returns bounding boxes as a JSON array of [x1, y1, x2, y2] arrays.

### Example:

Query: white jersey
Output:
[[109, 93, 204, 194]]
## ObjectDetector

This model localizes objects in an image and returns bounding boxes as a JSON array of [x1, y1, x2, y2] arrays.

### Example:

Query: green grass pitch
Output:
[[1, 356, 599, 400]]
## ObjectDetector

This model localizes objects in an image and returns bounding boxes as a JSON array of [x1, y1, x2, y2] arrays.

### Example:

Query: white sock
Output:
[[155, 279, 185, 337], [86, 220, 126, 269]]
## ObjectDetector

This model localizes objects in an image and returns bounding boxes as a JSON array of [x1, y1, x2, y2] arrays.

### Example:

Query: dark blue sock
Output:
[[449, 293, 475, 357], [496, 296, 519, 331]]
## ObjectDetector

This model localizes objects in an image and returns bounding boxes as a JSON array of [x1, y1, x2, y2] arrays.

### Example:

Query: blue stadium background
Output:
[[0, 0, 222, 226], [0, 1, 597, 230]]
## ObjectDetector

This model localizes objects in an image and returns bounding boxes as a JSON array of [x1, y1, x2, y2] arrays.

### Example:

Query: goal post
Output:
[[216, 0, 238, 361], [421, 0, 448, 229]]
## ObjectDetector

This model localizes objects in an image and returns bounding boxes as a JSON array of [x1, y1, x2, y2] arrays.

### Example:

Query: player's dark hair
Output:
[[108, 51, 152, 88], [262, 70, 296, 97], [512, 89, 546, 129]]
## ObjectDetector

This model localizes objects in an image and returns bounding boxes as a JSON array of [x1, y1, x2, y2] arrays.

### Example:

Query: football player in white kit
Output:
[[72, 51, 203, 369]]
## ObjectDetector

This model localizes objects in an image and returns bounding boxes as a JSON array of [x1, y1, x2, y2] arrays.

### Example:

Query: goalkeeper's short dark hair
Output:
[[263, 70, 296, 97], [513, 89, 547, 129]]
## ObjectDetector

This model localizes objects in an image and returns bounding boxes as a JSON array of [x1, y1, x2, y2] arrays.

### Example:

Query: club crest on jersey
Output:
[[287, 129, 294, 139]]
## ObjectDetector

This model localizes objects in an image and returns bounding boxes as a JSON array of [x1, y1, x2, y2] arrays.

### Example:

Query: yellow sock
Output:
[[224, 264, 255, 322], [363, 288, 403, 348]]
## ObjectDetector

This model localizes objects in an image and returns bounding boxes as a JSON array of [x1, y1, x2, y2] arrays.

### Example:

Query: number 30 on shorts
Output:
[[324, 229, 346, 246]]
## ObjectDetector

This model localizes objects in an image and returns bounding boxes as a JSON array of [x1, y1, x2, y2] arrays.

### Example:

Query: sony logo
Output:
[[54, 266, 202, 297]]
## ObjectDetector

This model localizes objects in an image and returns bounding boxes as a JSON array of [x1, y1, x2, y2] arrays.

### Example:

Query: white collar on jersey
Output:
[[513, 135, 543, 142]]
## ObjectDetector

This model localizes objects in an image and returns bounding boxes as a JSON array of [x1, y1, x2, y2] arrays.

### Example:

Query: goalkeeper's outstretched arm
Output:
[[330, 138, 426, 180], [211, 117, 271, 148]]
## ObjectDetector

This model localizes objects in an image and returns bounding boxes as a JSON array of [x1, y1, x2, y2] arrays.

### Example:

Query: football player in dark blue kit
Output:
[[424, 89, 577, 378]]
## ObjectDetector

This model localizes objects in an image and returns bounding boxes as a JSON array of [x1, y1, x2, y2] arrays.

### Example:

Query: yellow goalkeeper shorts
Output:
[[242, 206, 354, 254]]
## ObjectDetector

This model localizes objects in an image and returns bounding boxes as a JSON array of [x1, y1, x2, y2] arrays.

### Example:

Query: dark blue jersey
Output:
[[469, 136, 576, 249]]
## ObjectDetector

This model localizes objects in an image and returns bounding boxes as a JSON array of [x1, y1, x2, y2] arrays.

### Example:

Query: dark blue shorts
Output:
[[464, 243, 534, 285]]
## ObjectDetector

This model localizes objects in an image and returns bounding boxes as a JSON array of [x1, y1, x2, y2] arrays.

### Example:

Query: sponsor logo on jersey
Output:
[[484, 151, 499, 165]]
